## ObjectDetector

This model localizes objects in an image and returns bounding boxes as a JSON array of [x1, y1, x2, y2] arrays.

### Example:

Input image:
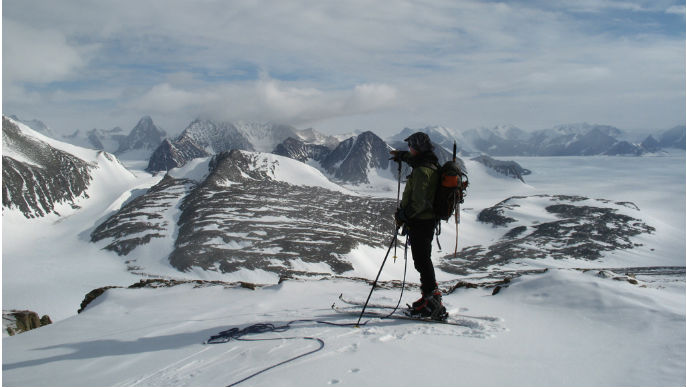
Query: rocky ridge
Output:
[[146, 119, 335, 173], [2, 116, 94, 218], [440, 195, 655, 274], [94, 150, 396, 277], [58, 116, 166, 159], [471, 155, 531, 182]]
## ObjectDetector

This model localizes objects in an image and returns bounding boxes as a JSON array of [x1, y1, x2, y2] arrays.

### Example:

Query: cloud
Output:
[[2, 0, 684, 136], [123, 76, 399, 128], [666, 5, 686, 14], [2, 20, 89, 84]]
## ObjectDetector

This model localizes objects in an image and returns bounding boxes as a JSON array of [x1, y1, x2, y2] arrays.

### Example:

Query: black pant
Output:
[[407, 219, 437, 295]]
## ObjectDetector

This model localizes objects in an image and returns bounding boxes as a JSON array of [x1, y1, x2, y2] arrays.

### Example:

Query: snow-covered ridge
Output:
[[146, 118, 339, 174], [2, 267, 684, 387], [2, 116, 137, 218], [4, 115, 108, 163], [239, 151, 356, 194], [397, 123, 686, 156], [91, 149, 396, 278]]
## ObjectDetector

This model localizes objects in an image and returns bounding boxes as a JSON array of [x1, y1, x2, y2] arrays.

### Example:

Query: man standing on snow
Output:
[[390, 132, 447, 320]]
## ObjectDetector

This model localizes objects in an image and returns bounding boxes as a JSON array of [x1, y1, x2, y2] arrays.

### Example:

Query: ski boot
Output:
[[408, 289, 448, 321]]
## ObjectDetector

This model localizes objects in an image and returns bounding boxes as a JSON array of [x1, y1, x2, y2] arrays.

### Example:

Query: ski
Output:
[[337, 293, 502, 322], [337, 293, 402, 310], [331, 303, 469, 326]]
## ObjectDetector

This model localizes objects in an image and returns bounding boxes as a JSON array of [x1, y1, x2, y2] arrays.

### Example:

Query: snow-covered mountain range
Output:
[[146, 119, 338, 172], [2, 116, 135, 218], [92, 149, 395, 278], [59, 116, 167, 160], [2, 114, 685, 387], [147, 120, 399, 185], [394, 123, 686, 156]]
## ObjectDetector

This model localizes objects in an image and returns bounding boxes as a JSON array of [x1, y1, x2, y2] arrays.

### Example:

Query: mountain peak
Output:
[[116, 116, 167, 157]]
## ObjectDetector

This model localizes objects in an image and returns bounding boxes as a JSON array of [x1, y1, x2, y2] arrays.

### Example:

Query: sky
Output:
[[2, 0, 685, 138]]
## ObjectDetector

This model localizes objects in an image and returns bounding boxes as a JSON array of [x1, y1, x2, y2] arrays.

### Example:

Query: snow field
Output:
[[2, 269, 684, 387], [2, 129, 685, 387]]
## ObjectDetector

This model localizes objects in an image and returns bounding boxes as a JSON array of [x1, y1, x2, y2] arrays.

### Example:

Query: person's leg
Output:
[[408, 220, 437, 295]]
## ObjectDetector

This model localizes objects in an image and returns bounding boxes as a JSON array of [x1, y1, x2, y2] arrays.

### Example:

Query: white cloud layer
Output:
[[123, 77, 398, 128], [2, 20, 88, 84], [2, 0, 684, 136]]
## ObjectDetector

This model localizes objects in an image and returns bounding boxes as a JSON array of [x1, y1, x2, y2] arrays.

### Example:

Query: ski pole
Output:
[[452, 141, 459, 258], [454, 201, 460, 258], [355, 227, 399, 327], [393, 160, 402, 261]]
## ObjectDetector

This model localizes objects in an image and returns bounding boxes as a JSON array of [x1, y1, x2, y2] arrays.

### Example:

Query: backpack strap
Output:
[[417, 161, 439, 171]]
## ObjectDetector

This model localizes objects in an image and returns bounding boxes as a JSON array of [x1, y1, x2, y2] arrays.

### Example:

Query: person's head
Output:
[[404, 132, 433, 155]]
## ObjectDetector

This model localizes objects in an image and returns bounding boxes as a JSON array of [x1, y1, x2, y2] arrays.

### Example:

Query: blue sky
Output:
[[3, 0, 685, 137]]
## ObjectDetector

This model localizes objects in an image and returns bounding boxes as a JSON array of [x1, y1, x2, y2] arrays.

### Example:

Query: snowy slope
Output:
[[92, 150, 392, 279], [2, 268, 684, 387], [239, 151, 356, 194], [2, 116, 163, 320], [2, 140, 685, 386]]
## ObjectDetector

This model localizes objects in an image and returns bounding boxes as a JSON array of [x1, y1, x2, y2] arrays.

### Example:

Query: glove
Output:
[[389, 150, 407, 162], [394, 207, 409, 229]]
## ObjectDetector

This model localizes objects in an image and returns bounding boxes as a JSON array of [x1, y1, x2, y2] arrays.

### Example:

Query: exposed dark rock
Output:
[[504, 226, 527, 239], [477, 197, 523, 226], [442, 195, 655, 274], [3, 309, 52, 336], [91, 175, 196, 255], [78, 279, 267, 314], [146, 119, 269, 172], [40, 315, 52, 326], [78, 286, 122, 313], [96, 149, 396, 277], [169, 150, 396, 275], [116, 116, 167, 155], [471, 155, 531, 182], [273, 137, 332, 162], [2, 116, 94, 218], [146, 138, 210, 173], [320, 131, 393, 184]]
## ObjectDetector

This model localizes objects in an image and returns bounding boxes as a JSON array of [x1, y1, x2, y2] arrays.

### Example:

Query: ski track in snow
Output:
[[114, 310, 504, 387]]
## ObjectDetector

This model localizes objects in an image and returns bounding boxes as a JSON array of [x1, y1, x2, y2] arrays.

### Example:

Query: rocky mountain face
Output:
[[2, 116, 94, 218], [658, 125, 686, 149], [146, 138, 211, 172], [94, 150, 396, 277], [90, 175, 196, 255], [146, 119, 338, 173], [60, 116, 166, 159], [147, 120, 397, 185], [319, 131, 393, 183], [272, 137, 331, 162], [440, 195, 655, 274], [115, 116, 168, 156], [471, 155, 531, 182]]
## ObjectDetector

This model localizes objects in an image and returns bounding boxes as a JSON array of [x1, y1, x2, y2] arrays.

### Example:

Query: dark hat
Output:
[[404, 132, 433, 152]]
